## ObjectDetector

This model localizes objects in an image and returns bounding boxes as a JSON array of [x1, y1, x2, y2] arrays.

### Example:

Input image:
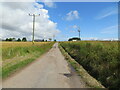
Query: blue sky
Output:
[[38, 2, 118, 41], [1, 1, 118, 41]]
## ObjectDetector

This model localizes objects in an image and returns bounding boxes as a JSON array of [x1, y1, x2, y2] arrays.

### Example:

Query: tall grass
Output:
[[60, 41, 119, 88], [2, 42, 49, 60], [2, 42, 54, 78]]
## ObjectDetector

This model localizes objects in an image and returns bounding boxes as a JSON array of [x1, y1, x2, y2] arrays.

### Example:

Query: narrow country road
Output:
[[3, 43, 87, 88]]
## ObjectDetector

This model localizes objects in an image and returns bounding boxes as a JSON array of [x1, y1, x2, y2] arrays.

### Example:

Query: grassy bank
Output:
[[2, 42, 54, 78], [59, 44, 104, 88], [60, 41, 119, 88]]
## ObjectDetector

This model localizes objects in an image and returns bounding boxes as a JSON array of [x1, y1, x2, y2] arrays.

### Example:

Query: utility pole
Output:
[[29, 14, 40, 44], [53, 34, 55, 41], [78, 27, 80, 39]]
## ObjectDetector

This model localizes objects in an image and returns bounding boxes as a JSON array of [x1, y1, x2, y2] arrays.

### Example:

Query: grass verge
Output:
[[2, 42, 54, 79], [58, 43, 105, 88]]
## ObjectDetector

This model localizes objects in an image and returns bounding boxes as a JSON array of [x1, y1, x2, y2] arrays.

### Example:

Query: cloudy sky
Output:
[[0, 1, 118, 41]]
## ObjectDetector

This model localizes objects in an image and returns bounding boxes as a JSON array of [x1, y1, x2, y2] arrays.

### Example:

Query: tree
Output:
[[5, 38, 9, 41], [68, 37, 81, 41], [5, 38, 16, 41], [54, 39, 56, 42], [49, 38, 52, 41], [22, 37, 27, 42], [42, 39, 44, 42], [9, 38, 13, 41], [17, 38, 21, 42]]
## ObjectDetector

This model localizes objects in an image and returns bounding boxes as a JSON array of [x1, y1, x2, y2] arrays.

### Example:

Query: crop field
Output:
[[2, 42, 49, 48], [60, 41, 119, 88], [1, 42, 54, 78]]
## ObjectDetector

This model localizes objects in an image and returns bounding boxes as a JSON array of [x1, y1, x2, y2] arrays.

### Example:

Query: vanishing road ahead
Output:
[[3, 43, 87, 88]]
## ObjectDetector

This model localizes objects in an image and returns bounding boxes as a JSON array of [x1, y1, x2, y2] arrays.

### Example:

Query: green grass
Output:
[[59, 44, 104, 88], [2, 42, 51, 60], [60, 41, 119, 88], [2, 42, 54, 78], [2, 58, 34, 78]]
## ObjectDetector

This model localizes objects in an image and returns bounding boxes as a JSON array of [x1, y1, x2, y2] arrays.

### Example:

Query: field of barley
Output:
[[1, 41, 54, 78], [60, 41, 120, 88]]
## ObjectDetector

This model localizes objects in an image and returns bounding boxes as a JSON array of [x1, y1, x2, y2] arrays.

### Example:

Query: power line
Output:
[[29, 14, 40, 44]]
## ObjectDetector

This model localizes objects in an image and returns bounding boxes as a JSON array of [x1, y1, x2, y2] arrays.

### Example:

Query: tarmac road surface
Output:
[[3, 43, 87, 88]]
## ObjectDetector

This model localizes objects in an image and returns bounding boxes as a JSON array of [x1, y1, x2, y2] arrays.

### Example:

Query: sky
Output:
[[0, 1, 118, 41]]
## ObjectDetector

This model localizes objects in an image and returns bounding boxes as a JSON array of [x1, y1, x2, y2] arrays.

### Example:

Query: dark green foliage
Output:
[[5, 38, 9, 41], [22, 37, 27, 42], [60, 41, 119, 88], [5, 38, 16, 41], [42, 39, 44, 42], [9, 38, 13, 41], [68, 37, 81, 41], [17, 38, 21, 41]]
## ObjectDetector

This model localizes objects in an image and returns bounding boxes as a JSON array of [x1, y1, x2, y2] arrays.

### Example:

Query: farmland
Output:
[[60, 41, 119, 88], [1, 42, 54, 78]]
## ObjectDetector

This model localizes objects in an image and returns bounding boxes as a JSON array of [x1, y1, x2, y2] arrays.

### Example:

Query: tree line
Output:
[[4, 37, 56, 42], [5, 37, 27, 42]]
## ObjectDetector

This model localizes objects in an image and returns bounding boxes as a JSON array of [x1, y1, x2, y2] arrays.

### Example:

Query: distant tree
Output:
[[45, 40, 47, 42], [54, 39, 56, 42], [68, 37, 81, 41], [42, 39, 44, 42], [22, 37, 27, 42], [5, 38, 16, 41], [5, 38, 9, 41], [17, 38, 21, 42], [68, 38, 72, 41], [9, 38, 13, 41], [49, 38, 52, 41]]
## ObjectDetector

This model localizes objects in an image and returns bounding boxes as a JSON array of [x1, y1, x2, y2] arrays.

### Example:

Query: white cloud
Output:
[[44, 2, 55, 8], [34, 2, 44, 9], [70, 30, 76, 33], [72, 25, 78, 29], [68, 25, 78, 33], [96, 6, 118, 20], [100, 25, 118, 34], [101, 38, 118, 41], [0, 0, 119, 2], [0, 2, 60, 40], [81, 37, 118, 41], [42, 0, 56, 8], [81, 37, 98, 40], [2, 2, 33, 10], [65, 10, 79, 21]]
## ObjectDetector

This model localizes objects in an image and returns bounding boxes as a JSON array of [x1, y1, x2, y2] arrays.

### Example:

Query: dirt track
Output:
[[3, 43, 87, 88]]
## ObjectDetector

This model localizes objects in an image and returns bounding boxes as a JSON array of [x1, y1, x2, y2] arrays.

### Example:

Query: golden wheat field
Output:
[[2, 41, 52, 61], [1, 42, 49, 48], [1, 41, 54, 78]]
